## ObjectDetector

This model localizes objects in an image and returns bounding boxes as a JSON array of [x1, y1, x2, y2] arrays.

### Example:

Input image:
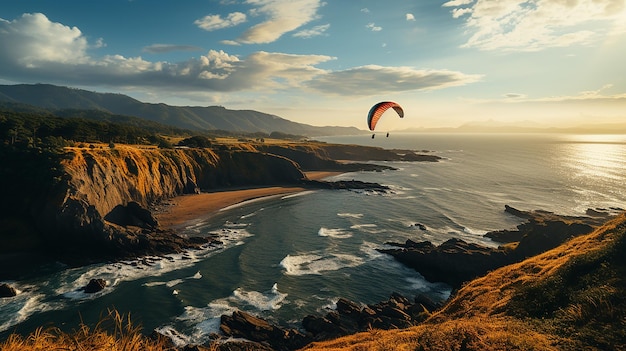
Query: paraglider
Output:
[[367, 101, 404, 138]]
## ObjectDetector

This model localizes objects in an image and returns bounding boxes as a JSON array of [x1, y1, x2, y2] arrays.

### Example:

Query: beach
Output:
[[155, 171, 341, 230]]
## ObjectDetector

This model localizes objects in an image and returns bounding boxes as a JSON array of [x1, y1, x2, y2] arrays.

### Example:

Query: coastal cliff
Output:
[[0, 140, 414, 277], [1, 146, 308, 271]]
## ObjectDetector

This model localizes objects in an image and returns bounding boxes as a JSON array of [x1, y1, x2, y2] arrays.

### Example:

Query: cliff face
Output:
[[25, 146, 306, 261]]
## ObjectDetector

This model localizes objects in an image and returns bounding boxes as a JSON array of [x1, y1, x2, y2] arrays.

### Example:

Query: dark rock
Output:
[[0, 283, 17, 298], [104, 201, 158, 229], [220, 311, 310, 351], [301, 293, 434, 343], [381, 206, 617, 288], [82, 278, 106, 293], [379, 238, 508, 288], [184, 176, 201, 194]]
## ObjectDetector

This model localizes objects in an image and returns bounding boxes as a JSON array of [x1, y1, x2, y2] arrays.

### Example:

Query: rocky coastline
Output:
[[379, 205, 622, 288], [0, 141, 417, 280], [9, 140, 622, 350]]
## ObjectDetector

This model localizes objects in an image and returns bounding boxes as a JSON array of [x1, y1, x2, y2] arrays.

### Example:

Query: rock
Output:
[[184, 176, 200, 194], [104, 202, 158, 229], [379, 238, 508, 288], [0, 283, 17, 298], [220, 311, 310, 351], [381, 206, 616, 288], [82, 278, 106, 293], [302, 293, 434, 342]]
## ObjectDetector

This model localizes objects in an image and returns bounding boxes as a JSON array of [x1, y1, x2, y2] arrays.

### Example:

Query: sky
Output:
[[1, 0, 625, 130]]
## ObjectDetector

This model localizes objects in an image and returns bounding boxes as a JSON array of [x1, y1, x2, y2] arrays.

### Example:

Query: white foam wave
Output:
[[280, 253, 364, 276], [281, 190, 315, 199], [143, 271, 202, 288], [231, 283, 287, 311], [318, 227, 352, 239], [337, 213, 363, 218], [0, 288, 59, 333], [156, 284, 286, 346], [56, 226, 251, 301]]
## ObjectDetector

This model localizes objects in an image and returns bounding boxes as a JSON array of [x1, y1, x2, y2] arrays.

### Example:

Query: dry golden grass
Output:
[[301, 317, 561, 351], [0, 309, 175, 351]]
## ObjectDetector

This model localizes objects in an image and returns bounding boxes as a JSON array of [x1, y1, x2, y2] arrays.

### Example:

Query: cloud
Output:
[[503, 93, 526, 99], [235, 0, 323, 44], [406, 13, 416, 21], [446, 0, 626, 51], [0, 13, 90, 66], [361, 8, 370, 14], [293, 23, 330, 38], [0, 12, 482, 102], [307, 65, 482, 96], [194, 12, 247, 31], [143, 44, 203, 54], [366, 23, 382, 32]]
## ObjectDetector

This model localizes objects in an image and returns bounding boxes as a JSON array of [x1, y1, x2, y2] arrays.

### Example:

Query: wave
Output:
[[318, 227, 352, 239], [0, 285, 60, 333], [337, 213, 363, 218], [280, 253, 364, 276], [156, 283, 286, 347]]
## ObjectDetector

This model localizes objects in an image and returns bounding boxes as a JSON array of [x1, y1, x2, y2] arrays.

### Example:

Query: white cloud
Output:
[[447, 0, 626, 51], [361, 8, 370, 13], [293, 23, 330, 38], [194, 12, 247, 31], [0, 12, 482, 103], [307, 65, 482, 96], [442, 0, 474, 7], [366, 23, 382, 32], [406, 13, 416, 21], [0, 13, 90, 66], [236, 0, 323, 44]]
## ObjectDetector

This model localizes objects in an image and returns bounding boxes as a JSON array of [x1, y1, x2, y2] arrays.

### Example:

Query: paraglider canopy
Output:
[[367, 101, 404, 131]]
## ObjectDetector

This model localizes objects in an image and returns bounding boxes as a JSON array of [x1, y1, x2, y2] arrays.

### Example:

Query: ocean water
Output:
[[2, 133, 626, 346]]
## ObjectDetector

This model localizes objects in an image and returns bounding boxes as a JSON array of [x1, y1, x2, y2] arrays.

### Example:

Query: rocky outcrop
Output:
[[81, 278, 107, 293], [379, 238, 510, 288], [0, 283, 17, 298], [218, 293, 441, 351], [380, 206, 617, 288], [255, 142, 440, 171]]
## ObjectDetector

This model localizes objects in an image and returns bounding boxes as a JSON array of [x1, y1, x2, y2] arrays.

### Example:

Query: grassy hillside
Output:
[[302, 213, 626, 351]]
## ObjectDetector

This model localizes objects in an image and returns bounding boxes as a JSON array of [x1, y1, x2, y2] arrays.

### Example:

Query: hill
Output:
[[0, 84, 362, 136], [303, 212, 626, 350]]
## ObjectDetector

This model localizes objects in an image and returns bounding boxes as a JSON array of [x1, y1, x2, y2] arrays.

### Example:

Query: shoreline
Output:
[[155, 171, 342, 230]]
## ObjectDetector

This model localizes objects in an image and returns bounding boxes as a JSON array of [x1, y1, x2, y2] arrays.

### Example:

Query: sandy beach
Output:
[[156, 171, 341, 230]]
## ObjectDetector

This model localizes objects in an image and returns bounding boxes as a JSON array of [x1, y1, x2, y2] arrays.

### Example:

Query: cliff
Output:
[[0, 140, 416, 278], [0, 145, 309, 274]]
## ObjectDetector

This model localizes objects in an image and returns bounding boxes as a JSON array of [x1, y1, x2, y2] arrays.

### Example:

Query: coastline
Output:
[[155, 171, 342, 230]]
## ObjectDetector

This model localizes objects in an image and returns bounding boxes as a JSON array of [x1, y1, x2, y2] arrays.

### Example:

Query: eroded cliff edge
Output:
[[1, 142, 433, 278]]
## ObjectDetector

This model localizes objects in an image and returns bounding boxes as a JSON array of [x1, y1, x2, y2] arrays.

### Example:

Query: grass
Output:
[[0, 309, 176, 351]]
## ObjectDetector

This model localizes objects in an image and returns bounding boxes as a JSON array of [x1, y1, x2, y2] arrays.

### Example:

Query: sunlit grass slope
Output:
[[302, 213, 626, 351]]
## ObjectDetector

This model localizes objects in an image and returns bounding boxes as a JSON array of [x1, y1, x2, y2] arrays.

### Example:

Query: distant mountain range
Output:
[[0, 84, 362, 137]]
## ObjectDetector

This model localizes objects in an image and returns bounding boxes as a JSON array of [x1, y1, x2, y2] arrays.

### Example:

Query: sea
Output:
[[1, 133, 626, 346]]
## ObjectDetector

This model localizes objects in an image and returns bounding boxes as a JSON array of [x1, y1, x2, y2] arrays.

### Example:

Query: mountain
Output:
[[0, 84, 362, 136]]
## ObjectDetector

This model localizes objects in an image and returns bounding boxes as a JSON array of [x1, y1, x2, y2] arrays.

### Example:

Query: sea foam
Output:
[[280, 253, 364, 276]]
